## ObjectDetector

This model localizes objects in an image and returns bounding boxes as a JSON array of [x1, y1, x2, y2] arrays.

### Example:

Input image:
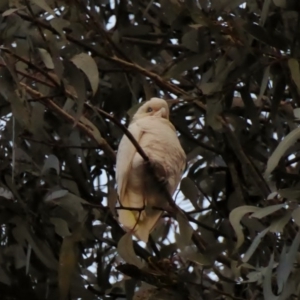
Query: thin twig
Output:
[[90, 105, 150, 162], [121, 36, 187, 50], [115, 206, 145, 212], [0, 47, 60, 88]]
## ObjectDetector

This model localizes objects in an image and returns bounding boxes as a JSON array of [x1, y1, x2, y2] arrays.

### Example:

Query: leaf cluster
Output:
[[0, 0, 300, 299]]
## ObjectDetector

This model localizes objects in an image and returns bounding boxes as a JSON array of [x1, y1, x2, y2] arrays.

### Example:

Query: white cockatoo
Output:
[[116, 97, 186, 242]]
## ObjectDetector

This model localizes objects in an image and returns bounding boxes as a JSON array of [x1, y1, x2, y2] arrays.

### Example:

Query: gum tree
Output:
[[0, 0, 300, 299]]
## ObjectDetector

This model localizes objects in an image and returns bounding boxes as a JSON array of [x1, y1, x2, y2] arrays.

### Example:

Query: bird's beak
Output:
[[155, 107, 168, 118]]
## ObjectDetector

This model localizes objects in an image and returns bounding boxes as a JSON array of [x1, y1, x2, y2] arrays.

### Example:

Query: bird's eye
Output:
[[147, 107, 153, 112]]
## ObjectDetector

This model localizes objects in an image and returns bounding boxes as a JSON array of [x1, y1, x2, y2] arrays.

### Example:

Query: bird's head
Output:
[[134, 98, 170, 120]]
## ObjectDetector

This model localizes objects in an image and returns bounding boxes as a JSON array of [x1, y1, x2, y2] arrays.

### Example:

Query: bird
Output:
[[115, 97, 186, 242]]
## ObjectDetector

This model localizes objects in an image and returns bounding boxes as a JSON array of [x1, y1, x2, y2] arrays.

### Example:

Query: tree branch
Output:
[[20, 83, 116, 160], [14, 11, 190, 97]]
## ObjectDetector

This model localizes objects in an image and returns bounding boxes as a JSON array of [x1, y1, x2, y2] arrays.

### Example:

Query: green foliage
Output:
[[0, 0, 300, 299]]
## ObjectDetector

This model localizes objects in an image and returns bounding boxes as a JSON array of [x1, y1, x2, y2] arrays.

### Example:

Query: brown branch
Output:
[[88, 104, 150, 162], [121, 37, 187, 51], [115, 206, 145, 212], [185, 213, 230, 238], [227, 161, 245, 204], [14, 11, 190, 98], [0, 47, 60, 88], [19, 136, 105, 149], [110, 56, 188, 96]]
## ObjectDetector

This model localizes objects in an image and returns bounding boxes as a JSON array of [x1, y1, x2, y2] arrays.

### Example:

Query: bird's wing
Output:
[[138, 117, 186, 194], [116, 121, 143, 202]]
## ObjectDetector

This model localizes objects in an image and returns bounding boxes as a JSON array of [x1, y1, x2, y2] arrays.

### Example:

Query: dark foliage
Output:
[[0, 0, 300, 299]]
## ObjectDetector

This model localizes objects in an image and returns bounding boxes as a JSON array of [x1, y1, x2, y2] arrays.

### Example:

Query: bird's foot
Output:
[[146, 160, 168, 186]]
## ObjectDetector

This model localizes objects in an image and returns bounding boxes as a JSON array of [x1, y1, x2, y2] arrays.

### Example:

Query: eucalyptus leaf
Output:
[[242, 227, 269, 262], [31, 0, 55, 16], [180, 177, 199, 206], [44, 189, 69, 202], [269, 212, 291, 233], [38, 48, 54, 69], [71, 53, 99, 95], [176, 211, 193, 249], [79, 116, 103, 145], [42, 154, 60, 175], [229, 206, 260, 250], [265, 127, 300, 177], [0, 266, 11, 286], [250, 204, 285, 219], [164, 54, 209, 79], [263, 254, 278, 300], [117, 233, 143, 268], [12, 222, 58, 270], [277, 231, 300, 294], [288, 58, 300, 93], [50, 218, 71, 237], [292, 207, 300, 226]]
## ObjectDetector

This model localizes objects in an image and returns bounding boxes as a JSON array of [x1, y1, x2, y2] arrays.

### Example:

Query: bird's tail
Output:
[[117, 192, 162, 243], [135, 210, 162, 242]]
